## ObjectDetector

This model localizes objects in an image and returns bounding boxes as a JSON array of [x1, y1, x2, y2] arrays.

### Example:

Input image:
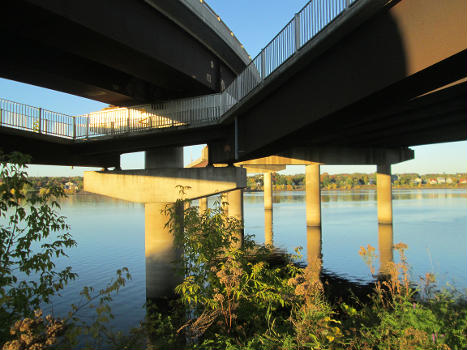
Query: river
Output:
[[43, 189, 466, 331]]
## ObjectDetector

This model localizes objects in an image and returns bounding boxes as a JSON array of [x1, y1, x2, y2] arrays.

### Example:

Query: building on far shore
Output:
[[64, 182, 78, 192]]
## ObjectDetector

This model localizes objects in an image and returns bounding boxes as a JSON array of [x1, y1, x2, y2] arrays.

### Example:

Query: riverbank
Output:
[[245, 185, 467, 193]]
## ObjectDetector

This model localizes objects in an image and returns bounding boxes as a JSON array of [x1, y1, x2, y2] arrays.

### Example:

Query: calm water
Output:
[[42, 189, 466, 330]]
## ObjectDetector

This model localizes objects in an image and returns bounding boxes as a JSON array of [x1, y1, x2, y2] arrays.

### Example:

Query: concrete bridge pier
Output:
[[145, 147, 183, 169], [84, 147, 246, 299], [198, 197, 208, 214], [306, 164, 321, 227], [377, 164, 393, 225], [264, 172, 273, 210], [144, 146, 184, 300], [378, 224, 394, 276], [263, 172, 273, 246], [227, 189, 244, 248], [307, 226, 322, 281]]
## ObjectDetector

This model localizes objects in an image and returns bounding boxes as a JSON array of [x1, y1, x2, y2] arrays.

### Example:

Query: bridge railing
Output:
[[131, 0, 357, 124], [1, 0, 358, 140], [197, 0, 250, 60], [0, 98, 75, 138], [73, 93, 226, 138]]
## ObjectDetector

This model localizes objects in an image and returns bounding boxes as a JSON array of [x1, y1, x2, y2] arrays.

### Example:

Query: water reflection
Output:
[[61, 192, 142, 207], [307, 226, 322, 281], [265, 209, 273, 246], [36, 188, 465, 333], [145, 203, 183, 299], [243, 189, 467, 204], [378, 224, 394, 276]]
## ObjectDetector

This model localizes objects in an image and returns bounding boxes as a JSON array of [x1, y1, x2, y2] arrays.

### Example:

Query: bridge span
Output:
[[1, 0, 465, 168], [1, 0, 465, 299], [0, 0, 249, 106]]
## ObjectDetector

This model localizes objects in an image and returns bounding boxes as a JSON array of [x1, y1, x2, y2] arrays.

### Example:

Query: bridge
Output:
[[0, 0, 249, 105], [1, 0, 465, 298]]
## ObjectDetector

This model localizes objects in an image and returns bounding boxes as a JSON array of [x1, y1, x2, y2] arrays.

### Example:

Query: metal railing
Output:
[[0, 98, 75, 138], [219, 0, 355, 108], [74, 94, 227, 138], [197, 0, 250, 59], [0, 95, 226, 139], [1, 0, 358, 141]]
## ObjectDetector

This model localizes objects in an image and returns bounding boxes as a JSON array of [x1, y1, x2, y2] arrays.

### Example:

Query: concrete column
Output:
[[144, 146, 184, 299], [377, 164, 393, 225], [220, 193, 229, 215], [378, 224, 394, 276], [306, 164, 321, 227], [307, 226, 322, 281], [264, 209, 273, 246], [145, 202, 182, 299], [264, 172, 273, 210], [145, 146, 183, 169], [199, 197, 208, 214], [227, 189, 244, 248]]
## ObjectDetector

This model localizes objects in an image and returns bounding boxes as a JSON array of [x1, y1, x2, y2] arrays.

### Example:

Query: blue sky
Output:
[[1, 0, 465, 176]]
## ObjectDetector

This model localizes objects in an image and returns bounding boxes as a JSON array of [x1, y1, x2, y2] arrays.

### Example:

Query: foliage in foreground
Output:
[[144, 199, 467, 350], [0, 152, 77, 342], [0, 152, 132, 350]]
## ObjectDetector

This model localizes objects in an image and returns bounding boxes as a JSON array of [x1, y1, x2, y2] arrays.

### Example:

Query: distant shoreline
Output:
[[245, 185, 467, 193]]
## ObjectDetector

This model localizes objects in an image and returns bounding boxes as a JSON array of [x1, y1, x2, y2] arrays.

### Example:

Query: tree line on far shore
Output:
[[15, 172, 467, 194], [247, 172, 467, 191], [22, 176, 84, 194]]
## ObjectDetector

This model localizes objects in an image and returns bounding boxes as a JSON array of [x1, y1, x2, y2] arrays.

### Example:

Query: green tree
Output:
[[0, 152, 77, 343]]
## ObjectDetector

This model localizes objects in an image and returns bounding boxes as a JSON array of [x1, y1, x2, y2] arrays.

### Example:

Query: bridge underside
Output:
[[0, 0, 244, 105], [212, 0, 466, 163], [0, 123, 227, 167], [0, 0, 465, 168]]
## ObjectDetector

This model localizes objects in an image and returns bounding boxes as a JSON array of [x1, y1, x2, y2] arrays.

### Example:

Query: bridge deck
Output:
[[1, 0, 465, 167], [0, 0, 359, 142]]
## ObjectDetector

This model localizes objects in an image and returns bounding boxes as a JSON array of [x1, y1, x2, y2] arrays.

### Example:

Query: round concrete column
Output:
[[145, 146, 183, 169], [227, 189, 244, 248], [306, 164, 321, 227], [198, 197, 208, 214], [264, 172, 273, 210], [378, 224, 394, 275], [220, 193, 229, 215], [264, 209, 273, 246], [307, 226, 322, 281], [377, 164, 393, 225], [145, 202, 183, 299]]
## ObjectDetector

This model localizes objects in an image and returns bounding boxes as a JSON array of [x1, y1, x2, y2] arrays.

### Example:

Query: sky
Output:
[[1, 0, 465, 176]]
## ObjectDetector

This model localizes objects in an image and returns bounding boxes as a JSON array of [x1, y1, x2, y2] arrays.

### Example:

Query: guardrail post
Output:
[[127, 109, 131, 132], [0, 109, 2, 126], [86, 114, 90, 139], [73, 117, 76, 139], [38, 108, 42, 134], [294, 13, 301, 51], [261, 49, 266, 79]]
